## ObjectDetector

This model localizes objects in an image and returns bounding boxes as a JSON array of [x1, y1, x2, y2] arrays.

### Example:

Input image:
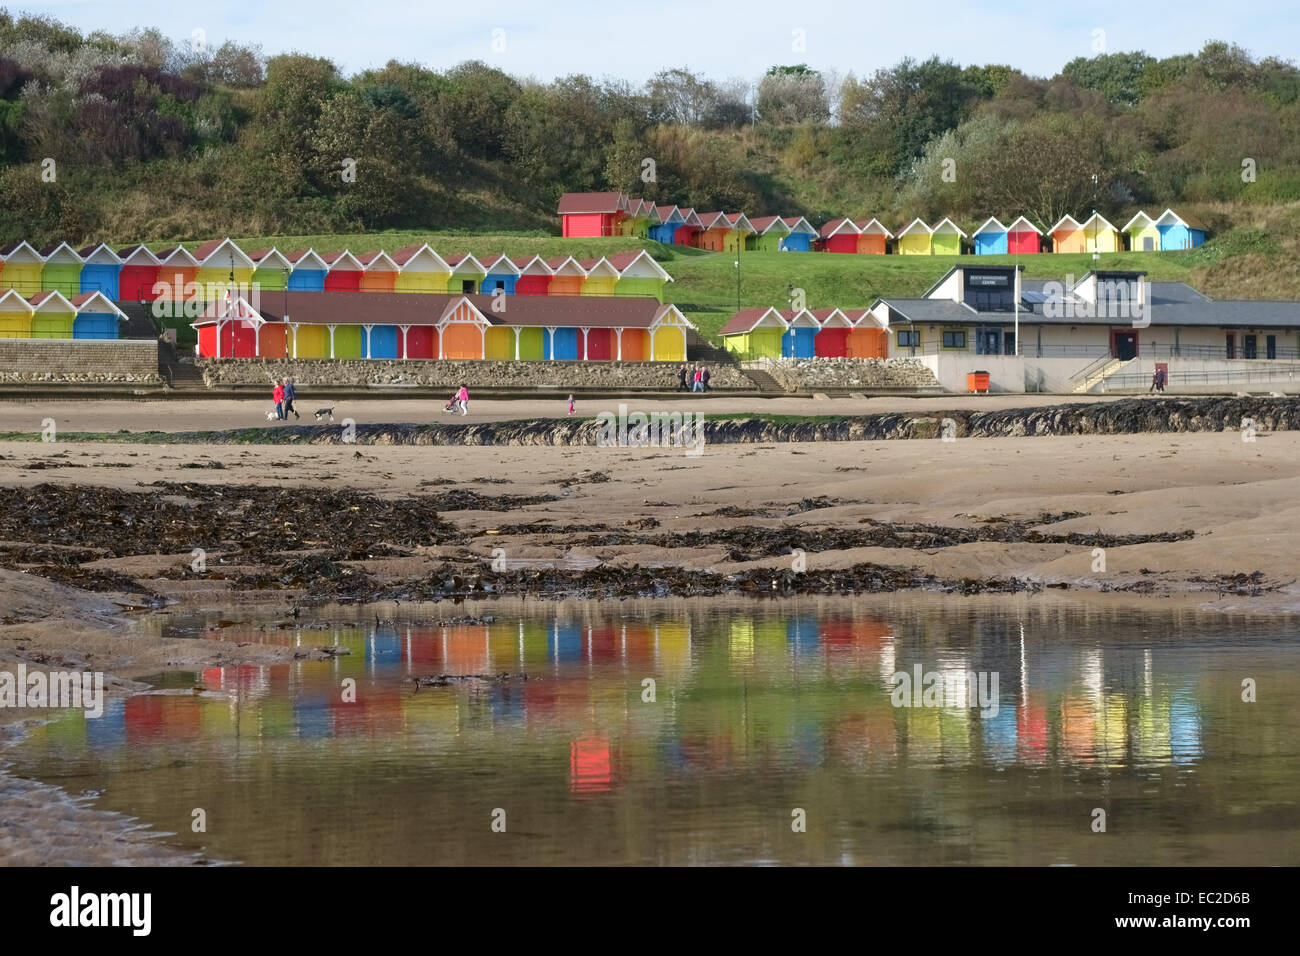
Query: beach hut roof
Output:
[[809, 307, 852, 327], [0, 241, 42, 262], [511, 255, 554, 275], [819, 218, 860, 237], [69, 290, 128, 317], [854, 218, 894, 237], [1122, 211, 1156, 231], [545, 256, 587, 276], [1079, 212, 1118, 232], [39, 242, 83, 263], [248, 248, 292, 270], [76, 243, 123, 264], [1154, 208, 1208, 231], [606, 249, 672, 280], [1049, 215, 1083, 233], [480, 254, 522, 276], [320, 250, 363, 270], [723, 213, 754, 233], [284, 248, 329, 270], [154, 245, 201, 266], [577, 256, 620, 278], [931, 217, 968, 237], [747, 215, 790, 234], [357, 250, 399, 271], [1007, 216, 1042, 234], [655, 205, 683, 223], [782, 216, 818, 236], [718, 306, 785, 336], [116, 244, 162, 266], [557, 192, 626, 215], [445, 252, 487, 274], [192, 238, 251, 268], [695, 211, 730, 229], [391, 244, 451, 271], [973, 217, 1008, 236], [28, 289, 76, 311], [897, 218, 933, 237]]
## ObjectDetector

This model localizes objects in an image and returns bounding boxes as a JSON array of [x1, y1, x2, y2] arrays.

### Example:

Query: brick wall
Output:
[[0, 339, 162, 383]]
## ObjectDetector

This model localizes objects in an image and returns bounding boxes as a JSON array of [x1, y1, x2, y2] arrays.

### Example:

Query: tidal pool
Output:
[[10, 596, 1300, 865]]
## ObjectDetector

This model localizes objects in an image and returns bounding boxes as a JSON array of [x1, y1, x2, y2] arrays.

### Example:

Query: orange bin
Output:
[[967, 371, 990, 393]]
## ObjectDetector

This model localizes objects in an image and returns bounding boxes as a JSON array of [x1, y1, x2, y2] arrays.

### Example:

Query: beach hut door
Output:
[[1142, 236, 1154, 251]]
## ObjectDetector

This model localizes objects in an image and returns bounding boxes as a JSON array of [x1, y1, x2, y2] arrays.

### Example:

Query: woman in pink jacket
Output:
[[457, 384, 469, 416], [272, 380, 285, 420]]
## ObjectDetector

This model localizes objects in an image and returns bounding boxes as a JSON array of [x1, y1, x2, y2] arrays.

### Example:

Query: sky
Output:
[[15, 0, 1300, 83]]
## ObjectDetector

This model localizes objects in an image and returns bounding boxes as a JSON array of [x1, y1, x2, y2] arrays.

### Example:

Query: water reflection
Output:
[[13, 599, 1299, 866]]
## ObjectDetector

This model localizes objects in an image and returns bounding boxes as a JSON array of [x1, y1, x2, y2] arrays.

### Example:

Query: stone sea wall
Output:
[[756, 358, 939, 391]]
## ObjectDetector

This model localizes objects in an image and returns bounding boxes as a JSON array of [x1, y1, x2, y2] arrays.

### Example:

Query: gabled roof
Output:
[[1049, 215, 1083, 233], [678, 209, 704, 228], [285, 249, 329, 270], [723, 213, 754, 233], [391, 244, 451, 271], [511, 255, 553, 275], [117, 244, 162, 266], [545, 256, 587, 277], [819, 218, 859, 238], [719, 306, 785, 336], [320, 250, 363, 270], [557, 191, 626, 215], [0, 288, 34, 310], [696, 212, 730, 230], [577, 256, 620, 278], [357, 250, 399, 271], [1006, 216, 1042, 235], [445, 252, 487, 274], [854, 218, 893, 237], [747, 215, 790, 234], [782, 216, 818, 236], [1154, 208, 1208, 231], [39, 242, 82, 264], [809, 307, 852, 327], [896, 218, 932, 237], [154, 245, 200, 266], [780, 308, 819, 327], [655, 205, 683, 223], [606, 249, 672, 281], [192, 238, 251, 268], [480, 254, 522, 276], [931, 217, 967, 237], [1122, 210, 1156, 232], [69, 290, 128, 317], [1079, 212, 1118, 232], [28, 289, 76, 311], [77, 243, 123, 265], [248, 248, 292, 270], [973, 217, 1008, 236], [0, 241, 42, 262]]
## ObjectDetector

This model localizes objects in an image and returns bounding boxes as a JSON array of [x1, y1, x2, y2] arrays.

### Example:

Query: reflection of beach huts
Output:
[[570, 735, 613, 793]]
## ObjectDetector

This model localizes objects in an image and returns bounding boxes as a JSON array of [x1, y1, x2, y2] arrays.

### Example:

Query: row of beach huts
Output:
[[559, 192, 1208, 254]]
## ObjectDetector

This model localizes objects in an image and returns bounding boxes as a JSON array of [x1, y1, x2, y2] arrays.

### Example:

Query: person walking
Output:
[[677, 364, 689, 392], [283, 378, 300, 419], [272, 379, 285, 420], [701, 366, 711, 393], [692, 365, 703, 393], [567, 393, 576, 416], [457, 383, 469, 415]]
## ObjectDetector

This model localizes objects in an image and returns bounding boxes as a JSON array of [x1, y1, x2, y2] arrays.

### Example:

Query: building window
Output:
[[941, 329, 967, 349], [897, 329, 920, 348]]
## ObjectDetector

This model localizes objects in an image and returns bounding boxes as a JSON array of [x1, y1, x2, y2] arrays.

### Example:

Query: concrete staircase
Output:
[[742, 368, 786, 393], [1071, 356, 1132, 393]]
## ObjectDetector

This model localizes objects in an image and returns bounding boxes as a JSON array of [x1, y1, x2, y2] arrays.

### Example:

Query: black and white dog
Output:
[[314, 406, 335, 422]]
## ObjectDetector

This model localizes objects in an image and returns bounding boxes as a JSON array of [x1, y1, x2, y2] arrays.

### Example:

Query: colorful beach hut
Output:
[[545, 256, 586, 297], [577, 257, 620, 296], [810, 308, 851, 357], [322, 250, 364, 292], [27, 290, 77, 338], [116, 245, 163, 301], [843, 308, 889, 358], [608, 249, 672, 300], [722, 213, 754, 252], [357, 250, 399, 293], [392, 244, 452, 294], [819, 218, 860, 254], [781, 308, 818, 357], [1049, 215, 1085, 254], [1123, 211, 1160, 252], [719, 306, 786, 359], [781, 217, 818, 252], [674, 209, 704, 247], [248, 248, 291, 291], [285, 249, 328, 291], [558, 191, 627, 237], [0, 242, 46, 295], [930, 218, 967, 256], [696, 212, 732, 252], [512, 256, 553, 295], [71, 290, 127, 338], [973, 217, 1008, 255], [1154, 209, 1207, 250], [193, 238, 253, 299], [854, 219, 892, 255], [1079, 213, 1121, 253], [895, 218, 934, 256], [650, 206, 683, 245], [154, 246, 200, 311], [0, 288, 32, 337], [76, 244, 124, 298], [747, 216, 790, 251], [192, 296, 264, 358], [1007, 216, 1043, 254], [445, 253, 486, 295], [38, 243, 83, 296]]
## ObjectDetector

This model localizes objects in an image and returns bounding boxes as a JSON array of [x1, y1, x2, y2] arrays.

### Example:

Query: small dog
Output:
[[314, 406, 335, 422], [265, 409, 278, 421]]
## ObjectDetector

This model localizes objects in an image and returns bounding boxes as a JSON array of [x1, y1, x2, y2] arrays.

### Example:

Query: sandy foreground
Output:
[[1, 396, 1297, 863]]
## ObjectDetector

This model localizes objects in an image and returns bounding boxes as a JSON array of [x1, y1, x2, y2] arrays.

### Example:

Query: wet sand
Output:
[[2, 398, 1297, 864]]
